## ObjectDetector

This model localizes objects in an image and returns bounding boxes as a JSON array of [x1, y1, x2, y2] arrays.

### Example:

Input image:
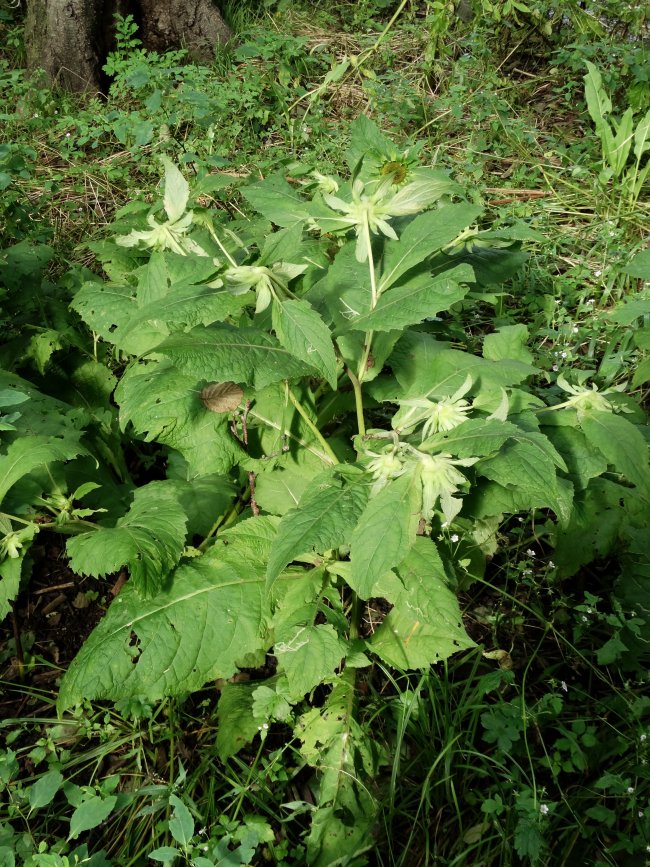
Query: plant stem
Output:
[[207, 223, 237, 268], [286, 385, 339, 465], [347, 367, 366, 438]]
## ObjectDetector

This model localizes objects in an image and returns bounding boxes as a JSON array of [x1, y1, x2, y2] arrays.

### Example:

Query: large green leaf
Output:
[[348, 469, 421, 599], [0, 435, 86, 502], [343, 265, 473, 333], [483, 324, 533, 364], [116, 359, 250, 477], [272, 298, 338, 388], [59, 524, 275, 709], [112, 285, 247, 355], [242, 174, 310, 227], [297, 680, 378, 867], [70, 282, 137, 345], [276, 624, 347, 698], [66, 482, 187, 597], [266, 468, 370, 586], [369, 538, 475, 668], [385, 332, 536, 400], [422, 418, 520, 459], [580, 411, 650, 496], [378, 204, 481, 292], [154, 324, 312, 388], [477, 438, 566, 521]]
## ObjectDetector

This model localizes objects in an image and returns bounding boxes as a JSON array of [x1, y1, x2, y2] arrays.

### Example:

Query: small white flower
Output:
[[627, 786, 635, 794], [552, 365, 559, 372], [561, 681, 568, 692], [561, 351, 567, 358], [548, 561, 555, 569], [639, 811, 644, 818], [526, 549, 536, 557], [586, 298, 595, 305], [582, 615, 588, 622], [451, 534, 460, 543], [540, 804, 549, 815], [66, 132, 71, 137], [640, 734, 647, 742], [555, 299, 562, 305], [594, 270, 602, 277], [263, 722, 269, 730], [572, 326, 579, 333], [587, 608, 593, 614]]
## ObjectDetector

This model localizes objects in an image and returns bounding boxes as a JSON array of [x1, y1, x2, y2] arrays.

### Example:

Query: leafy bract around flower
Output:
[[223, 262, 308, 314], [320, 170, 456, 262], [115, 158, 203, 255], [364, 449, 406, 495], [394, 375, 474, 440], [418, 452, 478, 522], [550, 375, 617, 420], [115, 210, 196, 255]]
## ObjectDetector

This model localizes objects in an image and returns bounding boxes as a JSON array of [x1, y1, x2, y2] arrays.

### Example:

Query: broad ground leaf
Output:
[[216, 681, 260, 760], [266, 468, 370, 586], [28, 769, 64, 810], [552, 479, 627, 577], [369, 538, 475, 668], [544, 426, 608, 490], [272, 298, 338, 388], [483, 324, 533, 365], [154, 324, 312, 388], [297, 680, 378, 867], [134, 251, 220, 304], [349, 469, 421, 599], [0, 435, 86, 502], [276, 624, 347, 698], [168, 475, 237, 538], [70, 282, 136, 345], [422, 419, 520, 459], [242, 174, 310, 227], [378, 204, 481, 292], [168, 795, 194, 847], [386, 333, 536, 400], [477, 439, 567, 523], [580, 411, 650, 496], [116, 359, 250, 477], [66, 482, 187, 597], [111, 285, 248, 356], [58, 535, 270, 709], [68, 795, 117, 840], [343, 265, 473, 333]]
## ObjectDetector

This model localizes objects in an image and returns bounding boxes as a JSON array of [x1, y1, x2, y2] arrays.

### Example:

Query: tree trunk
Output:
[[24, 0, 232, 92], [138, 0, 232, 63]]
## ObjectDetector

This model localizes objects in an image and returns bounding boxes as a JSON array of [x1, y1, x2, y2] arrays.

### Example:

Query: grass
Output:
[[1, 1, 649, 864]]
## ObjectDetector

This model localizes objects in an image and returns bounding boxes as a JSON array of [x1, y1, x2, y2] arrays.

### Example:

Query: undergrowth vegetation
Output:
[[1, 1, 649, 865]]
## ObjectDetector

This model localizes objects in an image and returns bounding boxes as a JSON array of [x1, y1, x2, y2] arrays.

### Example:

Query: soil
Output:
[[0, 532, 116, 707]]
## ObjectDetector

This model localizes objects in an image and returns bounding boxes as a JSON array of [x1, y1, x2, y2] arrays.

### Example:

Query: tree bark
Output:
[[138, 0, 232, 63], [24, 0, 233, 92], [25, 0, 106, 92]]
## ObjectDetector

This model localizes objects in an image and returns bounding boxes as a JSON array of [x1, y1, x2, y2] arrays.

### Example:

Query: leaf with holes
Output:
[[66, 481, 187, 597]]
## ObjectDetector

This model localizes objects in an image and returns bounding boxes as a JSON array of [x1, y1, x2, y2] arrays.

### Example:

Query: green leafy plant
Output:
[[2, 110, 650, 863], [583, 60, 650, 209]]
